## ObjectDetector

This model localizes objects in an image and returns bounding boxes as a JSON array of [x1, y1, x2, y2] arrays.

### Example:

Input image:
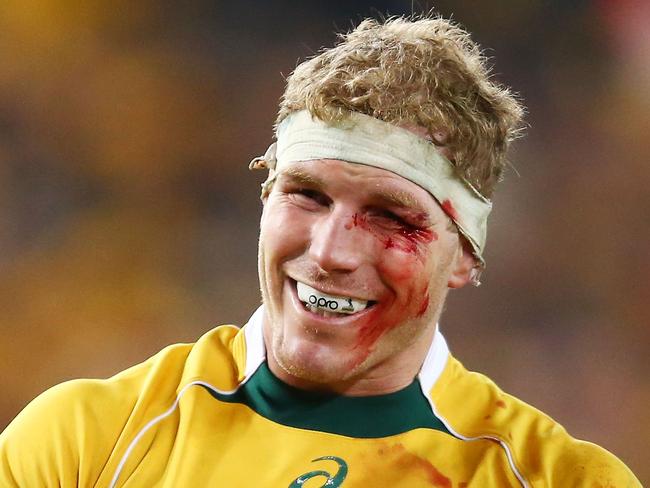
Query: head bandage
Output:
[[250, 110, 492, 269]]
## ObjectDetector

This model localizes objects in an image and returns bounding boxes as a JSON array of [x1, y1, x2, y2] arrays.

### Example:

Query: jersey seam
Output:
[[418, 351, 530, 488], [421, 390, 531, 488], [107, 374, 258, 488]]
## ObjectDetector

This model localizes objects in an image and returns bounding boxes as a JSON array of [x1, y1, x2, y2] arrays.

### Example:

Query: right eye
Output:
[[288, 188, 331, 208]]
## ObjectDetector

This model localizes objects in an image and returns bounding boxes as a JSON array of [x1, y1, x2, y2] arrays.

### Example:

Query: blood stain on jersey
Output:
[[386, 443, 452, 487]]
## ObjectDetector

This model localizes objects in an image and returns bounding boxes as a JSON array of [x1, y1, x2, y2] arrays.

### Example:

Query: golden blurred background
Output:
[[0, 0, 648, 482]]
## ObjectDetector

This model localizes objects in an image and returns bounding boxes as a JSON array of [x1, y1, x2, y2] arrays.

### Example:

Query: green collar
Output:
[[202, 362, 451, 438]]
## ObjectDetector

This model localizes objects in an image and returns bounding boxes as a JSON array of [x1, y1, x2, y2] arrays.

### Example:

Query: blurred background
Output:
[[0, 0, 648, 482]]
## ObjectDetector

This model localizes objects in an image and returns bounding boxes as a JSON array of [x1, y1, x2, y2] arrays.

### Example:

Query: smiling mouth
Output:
[[294, 280, 376, 318]]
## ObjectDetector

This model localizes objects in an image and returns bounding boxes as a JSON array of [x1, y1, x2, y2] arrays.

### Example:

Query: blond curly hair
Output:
[[277, 15, 525, 197]]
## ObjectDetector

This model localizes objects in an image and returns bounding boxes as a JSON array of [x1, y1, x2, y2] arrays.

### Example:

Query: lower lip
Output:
[[287, 279, 376, 326]]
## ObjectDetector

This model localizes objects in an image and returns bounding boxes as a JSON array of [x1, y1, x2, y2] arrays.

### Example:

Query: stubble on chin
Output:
[[269, 332, 362, 388]]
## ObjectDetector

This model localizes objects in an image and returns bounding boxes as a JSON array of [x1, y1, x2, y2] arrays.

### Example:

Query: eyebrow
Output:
[[278, 165, 433, 224], [278, 167, 326, 187], [369, 188, 421, 211]]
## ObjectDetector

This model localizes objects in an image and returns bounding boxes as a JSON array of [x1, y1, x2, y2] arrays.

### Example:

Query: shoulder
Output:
[[431, 355, 641, 486], [0, 323, 243, 486]]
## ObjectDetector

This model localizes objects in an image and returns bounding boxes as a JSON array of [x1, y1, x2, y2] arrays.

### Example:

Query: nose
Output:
[[309, 209, 366, 273]]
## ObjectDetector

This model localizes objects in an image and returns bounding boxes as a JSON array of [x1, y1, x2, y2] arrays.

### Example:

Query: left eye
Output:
[[373, 211, 414, 228], [378, 210, 405, 223]]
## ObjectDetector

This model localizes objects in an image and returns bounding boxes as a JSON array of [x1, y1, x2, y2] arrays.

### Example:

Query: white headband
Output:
[[250, 110, 492, 268]]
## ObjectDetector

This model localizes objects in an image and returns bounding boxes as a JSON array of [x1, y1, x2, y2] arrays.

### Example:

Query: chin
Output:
[[272, 337, 362, 386]]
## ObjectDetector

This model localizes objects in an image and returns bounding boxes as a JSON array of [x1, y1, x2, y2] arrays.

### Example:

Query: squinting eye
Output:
[[374, 210, 420, 230], [290, 188, 330, 207], [378, 210, 407, 225], [298, 189, 319, 199]]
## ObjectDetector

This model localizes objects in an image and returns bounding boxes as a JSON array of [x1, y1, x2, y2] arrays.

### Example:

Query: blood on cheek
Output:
[[346, 213, 434, 361], [416, 291, 430, 318], [350, 213, 437, 257], [354, 287, 430, 361]]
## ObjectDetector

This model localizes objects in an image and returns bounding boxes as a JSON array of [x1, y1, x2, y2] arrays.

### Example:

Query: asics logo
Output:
[[289, 456, 348, 487]]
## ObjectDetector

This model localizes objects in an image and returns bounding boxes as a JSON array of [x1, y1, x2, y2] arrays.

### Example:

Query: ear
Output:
[[447, 239, 476, 289]]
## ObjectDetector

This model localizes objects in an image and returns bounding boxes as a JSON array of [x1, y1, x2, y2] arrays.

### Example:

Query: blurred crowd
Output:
[[0, 0, 648, 482]]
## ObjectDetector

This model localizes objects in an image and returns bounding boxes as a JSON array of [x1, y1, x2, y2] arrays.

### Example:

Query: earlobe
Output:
[[447, 242, 476, 289]]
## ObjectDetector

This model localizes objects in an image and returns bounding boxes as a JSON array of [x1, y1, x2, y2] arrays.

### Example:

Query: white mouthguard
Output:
[[296, 281, 369, 314]]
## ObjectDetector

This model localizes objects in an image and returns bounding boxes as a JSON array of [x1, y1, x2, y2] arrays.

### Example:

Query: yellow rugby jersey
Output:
[[0, 308, 640, 487]]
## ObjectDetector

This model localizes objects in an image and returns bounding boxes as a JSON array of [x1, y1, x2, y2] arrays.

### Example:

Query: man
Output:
[[0, 15, 641, 487]]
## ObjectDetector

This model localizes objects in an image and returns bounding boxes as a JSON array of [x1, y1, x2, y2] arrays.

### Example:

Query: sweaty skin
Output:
[[258, 158, 475, 395]]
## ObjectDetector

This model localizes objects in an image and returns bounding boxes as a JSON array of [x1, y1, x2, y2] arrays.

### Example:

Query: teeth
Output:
[[304, 305, 345, 318], [296, 281, 369, 315]]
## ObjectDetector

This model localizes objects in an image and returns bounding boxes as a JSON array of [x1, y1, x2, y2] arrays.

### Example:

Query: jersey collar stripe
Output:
[[417, 324, 449, 394], [242, 306, 267, 380]]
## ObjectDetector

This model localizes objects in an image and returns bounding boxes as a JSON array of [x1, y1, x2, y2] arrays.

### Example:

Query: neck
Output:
[[266, 323, 438, 396]]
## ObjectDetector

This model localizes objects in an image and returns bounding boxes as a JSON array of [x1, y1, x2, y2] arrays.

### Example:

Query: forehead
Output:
[[278, 159, 439, 211]]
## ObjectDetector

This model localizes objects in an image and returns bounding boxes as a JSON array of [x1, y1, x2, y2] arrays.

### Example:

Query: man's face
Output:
[[258, 159, 471, 393]]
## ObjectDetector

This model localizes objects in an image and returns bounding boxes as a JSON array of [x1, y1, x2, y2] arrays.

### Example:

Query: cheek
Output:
[[351, 248, 433, 362], [377, 249, 432, 317], [376, 249, 424, 284], [260, 201, 311, 259]]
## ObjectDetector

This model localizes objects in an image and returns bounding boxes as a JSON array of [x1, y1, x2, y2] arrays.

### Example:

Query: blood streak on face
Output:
[[416, 292, 430, 318], [353, 289, 430, 365], [345, 213, 436, 363], [349, 212, 438, 257], [440, 199, 459, 222]]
